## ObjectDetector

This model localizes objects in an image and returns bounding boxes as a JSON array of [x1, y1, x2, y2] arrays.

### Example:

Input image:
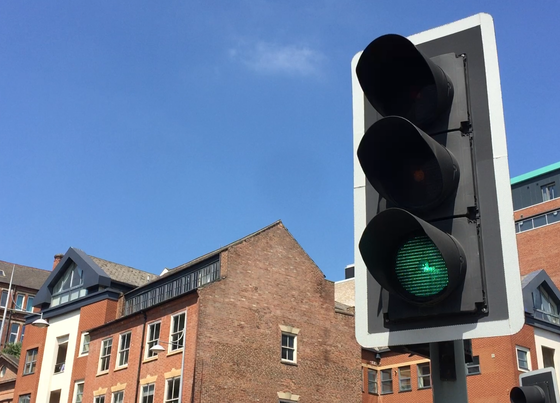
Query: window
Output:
[[170, 313, 186, 351], [165, 377, 181, 403], [0, 290, 7, 308], [79, 332, 90, 356], [367, 368, 378, 394], [73, 381, 84, 403], [15, 294, 25, 310], [117, 332, 131, 367], [380, 369, 392, 394], [517, 347, 531, 371], [418, 362, 431, 388], [542, 183, 557, 201], [99, 338, 113, 372], [0, 366, 6, 378], [398, 366, 412, 392], [94, 397, 105, 403], [50, 262, 87, 307], [111, 391, 124, 403], [23, 348, 38, 375], [146, 322, 161, 359], [8, 323, 20, 343], [54, 336, 68, 374], [141, 383, 155, 403], [281, 333, 297, 363], [533, 286, 560, 324], [466, 355, 481, 375], [543, 346, 555, 368], [25, 295, 34, 312], [20, 325, 26, 343], [18, 395, 31, 403]]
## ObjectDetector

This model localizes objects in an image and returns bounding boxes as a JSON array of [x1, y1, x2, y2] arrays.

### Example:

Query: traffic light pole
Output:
[[430, 340, 469, 403]]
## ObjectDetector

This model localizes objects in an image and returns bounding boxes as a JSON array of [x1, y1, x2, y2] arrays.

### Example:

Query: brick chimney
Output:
[[53, 254, 64, 270]]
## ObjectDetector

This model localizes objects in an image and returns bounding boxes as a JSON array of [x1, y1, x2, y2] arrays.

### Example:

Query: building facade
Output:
[[13, 221, 362, 403]]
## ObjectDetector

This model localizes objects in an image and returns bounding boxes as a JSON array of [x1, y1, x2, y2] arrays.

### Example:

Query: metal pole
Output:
[[179, 329, 185, 403], [0, 265, 15, 348], [430, 340, 469, 403]]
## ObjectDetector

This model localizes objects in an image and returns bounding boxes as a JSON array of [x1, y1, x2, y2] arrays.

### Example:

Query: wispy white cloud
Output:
[[229, 40, 325, 77]]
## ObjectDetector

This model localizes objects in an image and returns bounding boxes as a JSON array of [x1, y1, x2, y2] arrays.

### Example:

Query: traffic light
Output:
[[510, 368, 559, 403], [353, 14, 524, 347]]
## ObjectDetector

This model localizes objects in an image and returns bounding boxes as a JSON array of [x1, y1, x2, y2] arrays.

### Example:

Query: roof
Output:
[[89, 255, 156, 287], [0, 353, 19, 368], [511, 161, 560, 185], [0, 260, 50, 290]]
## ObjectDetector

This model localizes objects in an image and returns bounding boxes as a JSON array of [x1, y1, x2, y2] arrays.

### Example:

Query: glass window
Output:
[[111, 391, 124, 403], [117, 332, 131, 367], [466, 355, 481, 375], [0, 291, 7, 308], [542, 183, 556, 201], [54, 336, 69, 374], [367, 368, 378, 394], [0, 366, 6, 378], [19, 325, 25, 343], [8, 323, 20, 343], [18, 395, 31, 403], [80, 333, 90, 356], [165, 377, 181, 403], [99, 338, 113, 372], [519, 218, 534, 232], [398, 366, 412, 392], [23, 348, 38, 375], [51, 262, 87, 307], [74, 381, 84, 403], [141, 384, 155, 403], [146, 322, 161, 359], [94, 396, 105, 403], [15, 294, 25, 311], [418, 362, 431, 388], [517, 347, 530, 371], [548, 211, 560, 224], [25, 296, 34, 312], [381, 369, 392, 394], [533, 286, 560, 324], [170, 313, 186, 351], [281, 333, 296, 363]]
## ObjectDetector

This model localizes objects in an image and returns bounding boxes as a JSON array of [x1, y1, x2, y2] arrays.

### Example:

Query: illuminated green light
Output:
[[395, 235, 448, 297]]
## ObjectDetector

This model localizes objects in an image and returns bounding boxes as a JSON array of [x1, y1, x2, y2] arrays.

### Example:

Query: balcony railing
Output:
[[124, 260, 220, 316]]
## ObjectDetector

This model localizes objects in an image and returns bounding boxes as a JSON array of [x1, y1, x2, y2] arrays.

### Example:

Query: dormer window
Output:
[[533, 285, 560, 325], [51, 262, 88, 307]]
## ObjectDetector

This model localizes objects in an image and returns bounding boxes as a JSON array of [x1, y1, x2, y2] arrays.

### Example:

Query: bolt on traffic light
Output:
[[353, 14, 523, 347]]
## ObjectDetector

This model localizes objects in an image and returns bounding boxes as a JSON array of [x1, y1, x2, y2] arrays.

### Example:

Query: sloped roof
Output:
[[89, 255, 156, 287], [0, 260, 50, 290]]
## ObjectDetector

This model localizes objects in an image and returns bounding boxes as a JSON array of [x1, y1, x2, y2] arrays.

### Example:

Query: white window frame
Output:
[[8, 323, 20, 343], [98, 337, 113, 373], [54, 336, 69, 374], [169, 312, 186, 352], [73, 381, 84, 403], [111, 391, 124, 403], [23, 348, 38, 375], [25, 295, 34, 312], [145, 322, 161, 359], [79, 332, 90, 356], [14, 294, 25, 311], [517, 346, 531, 371], [141, 383, 155, 403], [117, 332, 131, 368], [0, 290, 8, 308], [281, 332, 297, 364], [417, 362, 431, 388], [94, 396, 105, 403], [165, 376, 181, 403]]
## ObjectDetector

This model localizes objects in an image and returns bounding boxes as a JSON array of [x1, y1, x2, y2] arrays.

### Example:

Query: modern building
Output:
[[13, 221, 362, 403], [339, 161, 560, 403]]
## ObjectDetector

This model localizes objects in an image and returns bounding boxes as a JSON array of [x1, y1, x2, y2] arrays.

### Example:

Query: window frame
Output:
[[79, 332, 90, 356], [14, 294, 25, 311], [145, 322, 161, 359], [94, 396, 105, 403], [25, 295, 34, 312], [281, 332, 297, 364], [73, 381, 84, 403], [116, 332, 131, 368], [8, 323, 20, 343], [18, 395, 31, 403], [165, 376, 181, 403], [23, 348, 38, 375], [0, 290, 8, 308], [54, 336, 69, 374], [417, 362, 431, 389], [517, 346, 531, 371], [398, 365, 412, 392], [141, 383, 155, 403], [380, 368, 393, 395], [111, 391, 124, 403], [367, 368, 378, 394], [98, 337, 113, 373], [466, 355, 481, 375], [169, 312, 186, 352]]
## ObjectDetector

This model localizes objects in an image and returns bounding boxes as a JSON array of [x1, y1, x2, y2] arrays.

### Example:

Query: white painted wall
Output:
[[36, 310, 80, 403], [534, 327, 560, 386]]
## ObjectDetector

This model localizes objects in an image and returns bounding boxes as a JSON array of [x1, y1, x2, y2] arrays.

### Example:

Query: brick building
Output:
[[13, 221, 362, 403], [0, 261, 50, 350], [339, 161, 560, 402]]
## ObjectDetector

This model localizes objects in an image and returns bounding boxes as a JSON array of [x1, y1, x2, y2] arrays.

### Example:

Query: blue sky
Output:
[[1, 1, 558, 281]]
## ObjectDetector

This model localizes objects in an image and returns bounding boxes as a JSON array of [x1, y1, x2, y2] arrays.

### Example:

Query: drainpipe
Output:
[[134, 311, 148, 403], [0, 266, 15, 348]]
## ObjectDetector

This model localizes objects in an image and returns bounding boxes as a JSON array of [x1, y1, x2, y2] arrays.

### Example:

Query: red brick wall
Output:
[[82, 293, 199, 403], [193, 223, 362, 403]]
